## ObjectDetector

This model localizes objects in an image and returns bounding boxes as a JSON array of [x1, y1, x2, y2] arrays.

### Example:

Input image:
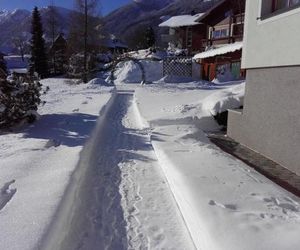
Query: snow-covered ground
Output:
[[42, 88, 195, 250], [0, 78, 114, 250], [135, 79, 300, 250], [1, 58, 300, 250]]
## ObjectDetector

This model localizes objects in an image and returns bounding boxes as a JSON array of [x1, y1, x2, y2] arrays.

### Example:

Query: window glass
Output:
[[273, 0, 300, 11], [212, 29, 229, 39]]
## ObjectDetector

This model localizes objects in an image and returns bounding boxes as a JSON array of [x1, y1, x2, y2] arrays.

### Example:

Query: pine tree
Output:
[[0, 76, 42, 129], [29, 7, 49, 78], [0, 53, 7, 76]]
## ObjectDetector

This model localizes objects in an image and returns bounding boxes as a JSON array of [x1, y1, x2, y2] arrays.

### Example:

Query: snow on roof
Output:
[[193, 42, 243, 60], [159, 13, 205, 28], [10, 68, 28, 74]]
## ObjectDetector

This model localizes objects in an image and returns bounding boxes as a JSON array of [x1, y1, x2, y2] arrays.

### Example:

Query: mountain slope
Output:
[[103, 0, 219, 47], [0, 7, 74, 53]]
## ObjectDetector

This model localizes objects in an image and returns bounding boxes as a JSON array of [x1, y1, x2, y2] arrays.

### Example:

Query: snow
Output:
[[10, 68, 28, 74], [42, 88, 195, 250], [134, 78, 300, 250], [0, 78, 114, 250], [114, 60, 163, 84], [159, 13, 205, 28], [193, 42, 243, 60], [2, 58, 300, 250], [202, 82, 245, 115], [127, 49, 168, 60]]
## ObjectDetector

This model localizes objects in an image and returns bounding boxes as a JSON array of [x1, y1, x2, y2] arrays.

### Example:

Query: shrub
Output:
[[0, 76, 42, 129]]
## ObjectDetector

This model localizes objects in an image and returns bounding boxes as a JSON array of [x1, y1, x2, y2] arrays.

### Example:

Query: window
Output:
[[211, 29, 229, 39], [272, 0, 300, 12], [186, 27, 192, 47], [261, 0, 300, 19]]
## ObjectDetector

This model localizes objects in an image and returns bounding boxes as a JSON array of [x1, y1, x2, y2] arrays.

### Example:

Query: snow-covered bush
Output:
[[0, 76, 42, 129]]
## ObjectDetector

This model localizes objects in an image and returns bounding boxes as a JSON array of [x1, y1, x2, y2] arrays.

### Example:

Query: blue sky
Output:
[[0, 0, 132, 15]]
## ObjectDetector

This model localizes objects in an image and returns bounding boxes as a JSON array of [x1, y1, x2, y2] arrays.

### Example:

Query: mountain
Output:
[[0, 7, 74, 54], [0, 0, 219, 53], [103, 0, 219, 47]]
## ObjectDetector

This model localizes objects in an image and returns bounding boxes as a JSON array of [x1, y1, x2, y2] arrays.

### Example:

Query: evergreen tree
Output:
[[145, 27, 156, 48], [0, 76, 42, 129], [29, 7, 48, 78], [0, 53, 7, 76]]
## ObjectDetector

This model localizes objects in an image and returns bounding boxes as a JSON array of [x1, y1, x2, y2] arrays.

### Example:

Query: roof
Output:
[[193, 42, 243, 60], [195, 0, 227, 23], [196, 0, 246, 26], [159, 13, 205, 28]]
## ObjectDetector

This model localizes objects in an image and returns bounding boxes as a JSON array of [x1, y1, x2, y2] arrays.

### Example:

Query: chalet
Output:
[[227, 0, 300, 175], [193, 0, 246, 81], [48, 33, 68, 74], [102, 35, 128, 54], [158, 12, 206, 55]]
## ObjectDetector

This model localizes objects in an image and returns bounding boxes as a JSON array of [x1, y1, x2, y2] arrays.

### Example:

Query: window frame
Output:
[[262, 0, 300, 19], [211, 28, 229, 39]]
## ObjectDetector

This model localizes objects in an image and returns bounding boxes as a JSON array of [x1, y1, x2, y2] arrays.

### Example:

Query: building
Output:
[[48, 33, 68, 74], [227, 0, 300, 175], [102, 35, 128, 54], [159, 12, 206, 55], [193, 0, 246, 81]]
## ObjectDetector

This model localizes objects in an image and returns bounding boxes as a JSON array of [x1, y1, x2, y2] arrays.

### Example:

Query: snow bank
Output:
[[134, 81, 300, 250], [155, 75, 195, 84], [202, 82, 245, 115], [114, 60, 163, 84], [88, 78, 112, 86], [41, 89, 117, 250], [0, 78, 114, 250]]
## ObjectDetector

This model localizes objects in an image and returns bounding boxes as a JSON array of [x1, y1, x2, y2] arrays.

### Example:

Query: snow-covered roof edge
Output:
[[194, 0, 227, 22], [158, 13, 205, 28], [193, 42, 243, 60]]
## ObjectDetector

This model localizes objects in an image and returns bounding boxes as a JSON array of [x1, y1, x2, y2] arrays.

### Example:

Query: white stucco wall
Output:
[[242, 0, 300, 69]]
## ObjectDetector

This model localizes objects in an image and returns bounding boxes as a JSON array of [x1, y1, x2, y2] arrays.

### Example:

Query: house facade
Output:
[[193, 0, 246, 81], [159, 13, 206, 55], [48, 33, 68, 75], [227, 0, 300, 175]]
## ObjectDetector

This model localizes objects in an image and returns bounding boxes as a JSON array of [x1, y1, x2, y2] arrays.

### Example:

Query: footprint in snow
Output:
[[0, 180, 17, 211], [209, 200, 237, 210], [72, 108, 79, 112]]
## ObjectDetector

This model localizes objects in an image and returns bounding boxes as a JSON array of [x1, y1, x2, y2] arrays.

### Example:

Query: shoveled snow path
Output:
[[45, 90, 195, 250]]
